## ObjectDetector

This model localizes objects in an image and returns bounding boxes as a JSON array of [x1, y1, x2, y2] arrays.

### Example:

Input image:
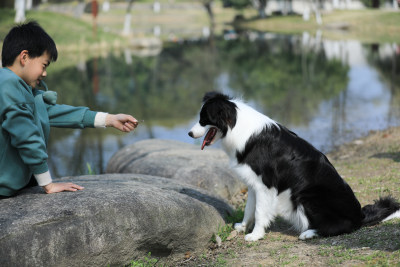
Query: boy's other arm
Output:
[[42, 182, 84, 194], [34, 171, 84, 194]]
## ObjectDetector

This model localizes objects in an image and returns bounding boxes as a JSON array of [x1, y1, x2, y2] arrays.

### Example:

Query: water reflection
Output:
[[46, 33, 400, 177]]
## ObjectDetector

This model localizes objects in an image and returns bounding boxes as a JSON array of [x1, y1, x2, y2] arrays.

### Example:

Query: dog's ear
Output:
[[203, 92, 231, 103]]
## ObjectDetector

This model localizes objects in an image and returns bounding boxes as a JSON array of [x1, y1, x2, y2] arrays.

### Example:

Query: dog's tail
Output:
[[361, 196, 400, 226]]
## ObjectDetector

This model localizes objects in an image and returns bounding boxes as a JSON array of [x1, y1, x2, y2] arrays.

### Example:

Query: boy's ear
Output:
[[19, 50, 29, 66]]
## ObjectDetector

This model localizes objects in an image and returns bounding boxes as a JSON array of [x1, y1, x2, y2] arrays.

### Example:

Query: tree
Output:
[[197, 0, 216, 40]]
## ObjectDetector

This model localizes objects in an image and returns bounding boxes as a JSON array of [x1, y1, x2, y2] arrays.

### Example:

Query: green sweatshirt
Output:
[[0, 67, 97, 196]]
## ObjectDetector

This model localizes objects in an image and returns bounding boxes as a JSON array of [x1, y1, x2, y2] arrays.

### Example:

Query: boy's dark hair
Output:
[[1, 21, 58, 67]]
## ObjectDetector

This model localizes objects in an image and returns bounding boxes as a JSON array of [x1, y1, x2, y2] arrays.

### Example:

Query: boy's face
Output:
[[21, 51, 51, 88]]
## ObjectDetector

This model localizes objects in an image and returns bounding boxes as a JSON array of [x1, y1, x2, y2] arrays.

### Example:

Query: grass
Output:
[[0, 7, 127, 70], [238, 9, 400, 43], [129, 252, 159, 267], [0, 8, 123, 45]]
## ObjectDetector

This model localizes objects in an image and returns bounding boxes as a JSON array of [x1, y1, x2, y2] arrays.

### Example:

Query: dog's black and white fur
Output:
[[188, 92, 400, 241]]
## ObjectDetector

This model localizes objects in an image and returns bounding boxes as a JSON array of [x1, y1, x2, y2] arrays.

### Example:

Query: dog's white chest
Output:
[[231, 163, 263, 189]]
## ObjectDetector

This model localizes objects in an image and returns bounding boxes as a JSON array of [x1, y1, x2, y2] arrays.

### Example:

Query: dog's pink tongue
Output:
[[201, 128, 216, 150], [201, 139, 208, 150]]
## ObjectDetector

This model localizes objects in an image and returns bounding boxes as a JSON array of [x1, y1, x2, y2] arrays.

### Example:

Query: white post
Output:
[[15, 0, 26, 23], [26, 0, 32, 10], [122, 13, 132, 36]]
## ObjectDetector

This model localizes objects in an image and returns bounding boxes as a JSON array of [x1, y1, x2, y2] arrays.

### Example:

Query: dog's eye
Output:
[[199, 118, 210, 126]]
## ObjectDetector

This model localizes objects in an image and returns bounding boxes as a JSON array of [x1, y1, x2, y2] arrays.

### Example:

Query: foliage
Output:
[[129, 252, 159, 267], [359, 0, 386, 8], [224, 0, 251, 10], [212, 207, 244, 243], [212, 223, 234, 243], [86, 162, 95, 175], [226, 207, 245, 224]]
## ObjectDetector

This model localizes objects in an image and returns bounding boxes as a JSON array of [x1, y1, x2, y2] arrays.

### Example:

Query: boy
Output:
[[0, 21, 138, 197]]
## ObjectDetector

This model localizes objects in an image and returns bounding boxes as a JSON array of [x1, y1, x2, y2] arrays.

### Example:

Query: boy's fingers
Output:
[[72, 184, 84, 190], [125, 121, 136, 129], [126, 115, 138, 124], [65, 183, 84, 191]]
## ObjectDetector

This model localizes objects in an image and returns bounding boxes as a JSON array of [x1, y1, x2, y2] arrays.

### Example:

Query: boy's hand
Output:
[[106, 114, 138, 132], [43, 182, 84, 194]]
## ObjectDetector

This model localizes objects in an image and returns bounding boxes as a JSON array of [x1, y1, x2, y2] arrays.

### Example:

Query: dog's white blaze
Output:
[[189, 122, 207, 138]]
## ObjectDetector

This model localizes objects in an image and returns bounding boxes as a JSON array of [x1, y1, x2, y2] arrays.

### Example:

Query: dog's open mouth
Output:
[[201, 127, 218, 150]]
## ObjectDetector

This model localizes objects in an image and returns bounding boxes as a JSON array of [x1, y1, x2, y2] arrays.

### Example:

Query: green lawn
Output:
[[0, 8, 122, 44], [240, 9, 400, 43]]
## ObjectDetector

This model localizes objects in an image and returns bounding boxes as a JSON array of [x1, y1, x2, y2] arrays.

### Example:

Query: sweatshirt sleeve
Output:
[[34, 171, 52, 186], [2, 102, 49, 175], [47, 104, 98, 128]]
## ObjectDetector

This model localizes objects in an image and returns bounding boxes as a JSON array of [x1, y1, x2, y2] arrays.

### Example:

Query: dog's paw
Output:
[[234, 223, 246, 233], [299, 229, 318, 240], [244, 232, 264, 242]]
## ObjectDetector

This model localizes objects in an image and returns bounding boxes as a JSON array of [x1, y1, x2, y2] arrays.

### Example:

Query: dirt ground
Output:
[[163, 126, 400, 267]]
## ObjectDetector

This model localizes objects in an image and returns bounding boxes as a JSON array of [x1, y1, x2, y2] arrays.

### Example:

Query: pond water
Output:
[[46, 32, 400, 177]]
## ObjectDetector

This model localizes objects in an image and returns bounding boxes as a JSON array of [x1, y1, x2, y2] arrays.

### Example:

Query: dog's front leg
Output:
[[234, 187, 255, 233], [244, 186, 277, 242]]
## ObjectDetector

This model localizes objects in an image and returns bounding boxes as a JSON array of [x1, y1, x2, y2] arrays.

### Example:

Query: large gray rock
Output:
[[0, 174, 232, 267], [106, 139, 244, 200]]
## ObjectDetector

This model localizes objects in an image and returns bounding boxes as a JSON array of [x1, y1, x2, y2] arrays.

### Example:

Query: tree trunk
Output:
[[258, 0, 267, 18], [203, 2, 215, 44], [372, 0, 380, 8], [203, 2, 215, 30]]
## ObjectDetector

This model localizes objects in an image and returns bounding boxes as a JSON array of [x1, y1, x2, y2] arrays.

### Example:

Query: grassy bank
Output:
[[0, 8, 129, 70], [239, 9, 400, 43], [0, 8, 124, 44], [1, 6, 399, 50]]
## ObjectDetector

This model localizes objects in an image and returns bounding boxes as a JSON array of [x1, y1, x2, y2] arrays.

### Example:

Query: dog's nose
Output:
[[188, 131, 194, 138]]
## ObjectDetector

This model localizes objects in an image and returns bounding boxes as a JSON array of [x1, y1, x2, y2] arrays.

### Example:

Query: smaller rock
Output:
[[215, 235, 222, 247], [227, 230, 238, 241]]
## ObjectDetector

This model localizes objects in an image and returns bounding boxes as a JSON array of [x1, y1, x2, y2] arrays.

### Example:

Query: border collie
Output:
[[188, 92, 400, 241]]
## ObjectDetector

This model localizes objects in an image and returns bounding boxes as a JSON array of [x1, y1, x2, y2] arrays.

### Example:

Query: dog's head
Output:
[[188, 92, 237, 150]]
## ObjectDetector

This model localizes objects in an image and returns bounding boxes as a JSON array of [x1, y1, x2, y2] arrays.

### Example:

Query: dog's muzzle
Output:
[[188, 122, 206, 139]]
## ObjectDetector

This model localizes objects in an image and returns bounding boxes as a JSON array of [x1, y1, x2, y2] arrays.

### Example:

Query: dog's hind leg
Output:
[[235, 187, 255, 233]]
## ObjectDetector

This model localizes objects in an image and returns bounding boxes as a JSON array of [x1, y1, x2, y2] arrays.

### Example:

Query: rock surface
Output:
[[0, 174, 232, 267], [106, 139, 244, 200]]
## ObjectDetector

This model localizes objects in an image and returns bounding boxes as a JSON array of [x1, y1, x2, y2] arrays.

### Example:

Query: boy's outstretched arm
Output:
[[105, 114, 138, 132], [37, 113, 137, 194]]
